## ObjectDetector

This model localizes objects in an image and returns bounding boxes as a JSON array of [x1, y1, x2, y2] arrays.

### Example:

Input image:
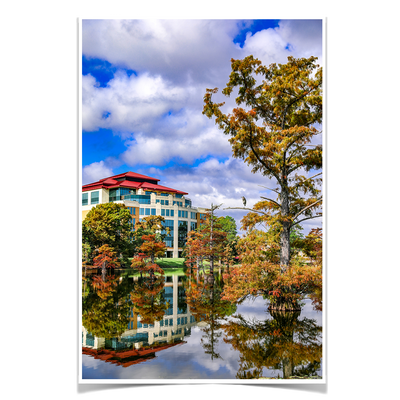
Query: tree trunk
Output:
[[102, 260, 106, 281], [209, 205, 214, 275], [280, 222, 291, 272], [280, 184, 291, 273]]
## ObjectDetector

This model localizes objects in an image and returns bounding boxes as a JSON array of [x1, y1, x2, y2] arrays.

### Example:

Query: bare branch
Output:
[[224, 207, 269, 216], [291, 215, 322, 228], [258, 185, 280, 194], [292, 197, 322, 221], [260, 197, 281, 207]]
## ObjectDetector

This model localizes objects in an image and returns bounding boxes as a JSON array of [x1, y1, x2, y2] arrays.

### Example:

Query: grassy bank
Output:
[[155, 258, 185, 268]]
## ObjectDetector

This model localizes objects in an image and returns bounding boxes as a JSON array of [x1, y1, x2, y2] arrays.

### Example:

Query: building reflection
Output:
[[82, 274, 199, 366]]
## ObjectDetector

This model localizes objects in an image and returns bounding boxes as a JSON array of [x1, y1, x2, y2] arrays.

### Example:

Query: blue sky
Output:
[[82, 19, 323, 233]]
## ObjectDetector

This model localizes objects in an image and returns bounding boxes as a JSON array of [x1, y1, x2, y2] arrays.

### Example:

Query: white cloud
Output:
[[82, 19, 242, 86], [82, 71, 194, 134], [82, 160, 113, 184], [277, 19, 323, 60]]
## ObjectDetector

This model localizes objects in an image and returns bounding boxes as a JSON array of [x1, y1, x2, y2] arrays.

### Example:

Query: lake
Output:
[[81, 270, 323, 380]]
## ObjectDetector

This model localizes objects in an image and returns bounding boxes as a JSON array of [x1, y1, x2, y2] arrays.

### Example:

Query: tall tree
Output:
[[203, 55, 322, 271], [185, 204, 230, 277]]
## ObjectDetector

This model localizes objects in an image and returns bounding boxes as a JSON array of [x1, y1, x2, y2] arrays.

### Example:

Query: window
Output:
[[178, 220, 188, 247], [162, 220, 174, 247], [82, 193, 88, 206], [175, 194, 183, 198], [165, 200, 169, 205], [190, 221, 197, 231], [91, 191, 99, 204], [171, 210, 174, 217], [145, 208, 150, 215], [166, 209, 170, 217], [160, 193, 169, 197], [140, 208, 145, 215], [161, 209, 165, 216], [151, 208, 156, 215], [130, 195, 151, 204], [185, 199, 191, 208], [109, 188, 136, 201]]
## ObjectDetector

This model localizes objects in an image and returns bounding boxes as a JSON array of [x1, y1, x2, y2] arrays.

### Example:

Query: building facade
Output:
[[82, 171, 207, 258]]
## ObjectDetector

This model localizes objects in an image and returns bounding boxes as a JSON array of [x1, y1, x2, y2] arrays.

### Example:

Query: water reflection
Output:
[[82, 271, 322, 379]]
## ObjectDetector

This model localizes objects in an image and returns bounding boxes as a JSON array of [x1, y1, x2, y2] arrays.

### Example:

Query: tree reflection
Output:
[[82, 273, 131, 339], [223, 308, 322, 379], [130, 277, 169, 325], [185, 272, 236, 360]]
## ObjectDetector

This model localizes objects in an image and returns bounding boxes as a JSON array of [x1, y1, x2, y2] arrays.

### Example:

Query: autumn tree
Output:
[[203, 55, 322, 271], [185, 204, 231, 277], [131, 236, 166, 280], [134, 215, 170, 250], [93, 244, 120, 281]]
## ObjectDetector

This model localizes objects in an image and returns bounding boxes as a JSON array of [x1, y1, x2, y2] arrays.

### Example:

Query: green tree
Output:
[[82, 203, 135, 266], [203, 55, 322, 271], [217, 216, 238, 242]]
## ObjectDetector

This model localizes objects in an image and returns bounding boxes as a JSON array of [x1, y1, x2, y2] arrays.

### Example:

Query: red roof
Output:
[[107, 171, 160, 182], [82, 171, 188, 195], [82, 341, 185, 368]]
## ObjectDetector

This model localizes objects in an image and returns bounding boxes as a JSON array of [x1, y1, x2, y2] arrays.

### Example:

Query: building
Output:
[[82, 171, 207, 258]]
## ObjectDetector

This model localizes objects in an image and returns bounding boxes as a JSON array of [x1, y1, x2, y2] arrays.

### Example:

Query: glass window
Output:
[[165, 200, 169, 206], [151, 208, 156, 215], [82, 193, 88, 206], [171, 210, 174, 217], [91, 191, 99, 204], [166, 209, 170, 217], [178, 220, 188, 247], [175, 194, 183, 198], [140, 208, 145, 215], [161, 209, 165, 216], [145, 208, 150, 215]]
